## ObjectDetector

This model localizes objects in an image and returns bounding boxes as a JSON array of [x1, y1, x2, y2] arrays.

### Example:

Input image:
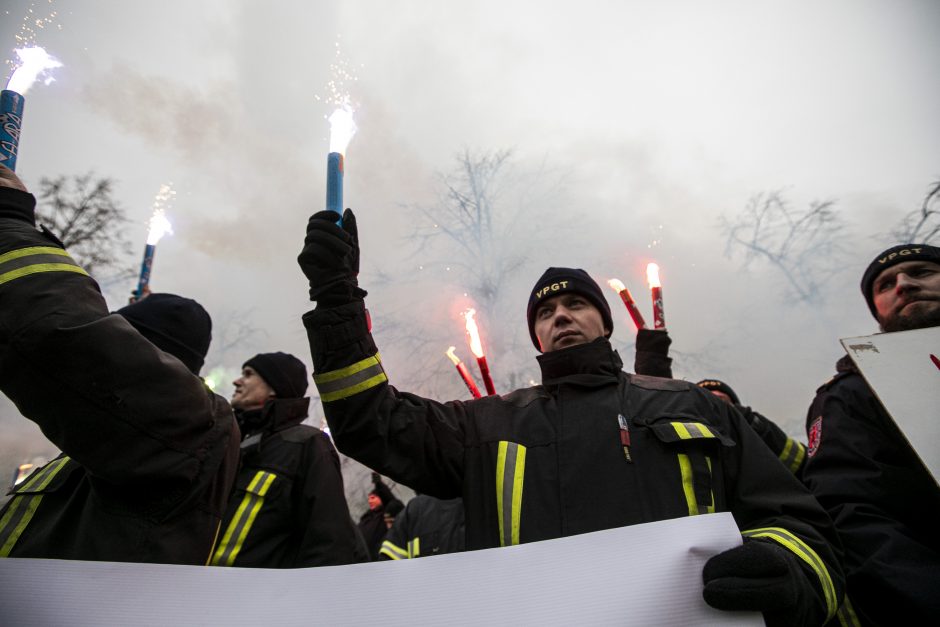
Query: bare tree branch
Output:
[[892, 179, 940, 244]]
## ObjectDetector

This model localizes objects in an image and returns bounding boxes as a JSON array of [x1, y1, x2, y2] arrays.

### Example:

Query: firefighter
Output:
[[697, 379, 806, 476], [210, 352, 367, 567], [0, 166, 239, 564], [380, 495, 465, 560], [802, 244, 940, 626], [297, 209, 845, 626]]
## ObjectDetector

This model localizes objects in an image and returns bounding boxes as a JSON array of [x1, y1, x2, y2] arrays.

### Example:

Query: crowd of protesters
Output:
[[0, 163, 938, 626]]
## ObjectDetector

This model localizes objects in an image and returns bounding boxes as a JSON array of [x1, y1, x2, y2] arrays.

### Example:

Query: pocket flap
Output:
[[646, 420, 735, 446]]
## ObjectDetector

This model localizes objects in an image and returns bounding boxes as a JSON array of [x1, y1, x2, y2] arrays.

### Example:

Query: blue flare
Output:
[[326, 152, 344, 225], [134, 244, 156, 300]]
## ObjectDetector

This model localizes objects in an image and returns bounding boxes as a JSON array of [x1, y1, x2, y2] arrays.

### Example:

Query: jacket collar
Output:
[[236, 396, 309, 441], [537, 338, 623, 387]]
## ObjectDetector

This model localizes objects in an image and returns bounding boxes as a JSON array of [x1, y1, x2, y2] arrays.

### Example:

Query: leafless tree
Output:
[[721, 190, 848, 304], [892, 179, 940, 244], [35, 174, 134, 280]]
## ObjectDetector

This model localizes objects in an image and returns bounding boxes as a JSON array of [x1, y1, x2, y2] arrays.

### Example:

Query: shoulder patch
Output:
[[807, 416, 822, 457]]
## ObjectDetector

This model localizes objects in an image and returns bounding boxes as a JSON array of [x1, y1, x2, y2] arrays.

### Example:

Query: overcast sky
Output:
[[2, 0, 938, 473]]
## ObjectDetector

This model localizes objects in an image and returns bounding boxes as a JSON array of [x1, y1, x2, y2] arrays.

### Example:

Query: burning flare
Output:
[[646, 263, 661, 289], [146, 208, 173, 246], [607, 278, 626, 293], [445, 346, 461, 366], [6, 47, 62, 94], [328, 104, 357, 154], [464, 309, 485, 358]]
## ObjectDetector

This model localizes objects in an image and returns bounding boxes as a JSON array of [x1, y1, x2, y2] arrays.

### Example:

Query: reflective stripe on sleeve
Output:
[[835, 596, 861, 627], [410, 536, 420, 558], [0, 456, 72, 557], [671, 422, 715, 440], [742, 526, 838, 621], [0, 246, 88, 287], [209, 471, 277, 567], [313, 354, 388, 402], [496, 441, 526, 547], [677, 454, 715, 516], [380, 539, 408, 560], [778, 438, 807, 474]]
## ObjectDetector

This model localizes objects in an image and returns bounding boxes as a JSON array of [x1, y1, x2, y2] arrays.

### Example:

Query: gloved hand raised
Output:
[[703, 540, 825, 627], [297, 208, 366, 307]]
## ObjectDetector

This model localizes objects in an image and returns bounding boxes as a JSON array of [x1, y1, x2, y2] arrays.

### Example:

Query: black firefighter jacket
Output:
[[210, 397, 367, 568], [0, 188, 239, 564], [379, 495, 465, 560], [305, 300, 846, 626], [802, 355, 940, 627]]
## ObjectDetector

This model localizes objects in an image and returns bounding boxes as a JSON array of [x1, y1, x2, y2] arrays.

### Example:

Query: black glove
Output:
[[703, 540, 821, 627], [634, 328, 673, 378], [297, 208, 366, 306]]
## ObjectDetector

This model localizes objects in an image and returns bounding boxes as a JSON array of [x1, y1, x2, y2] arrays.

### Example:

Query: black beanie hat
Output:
[[117, 293, 211, 375], [526, 267, 613, 351], [860, 244, 940, 318], [243, 352, 308, 399], [696, 379, 740, 405]]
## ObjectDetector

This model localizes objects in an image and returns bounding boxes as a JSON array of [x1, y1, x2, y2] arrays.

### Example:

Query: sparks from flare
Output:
[[446, 346, 482, 399], [146, 184, 175, 245], [5, 46, 61, 94], [5, 0, 61, 76]]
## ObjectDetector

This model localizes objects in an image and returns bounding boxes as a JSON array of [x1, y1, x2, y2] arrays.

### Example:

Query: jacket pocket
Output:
[[643, 417, 734, 516], [0, 456, 78, 556]]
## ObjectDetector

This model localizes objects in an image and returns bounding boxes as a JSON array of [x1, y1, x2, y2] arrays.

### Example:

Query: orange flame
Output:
[[646, 263, 661, 289], [464, 309, 485, 358], [445, 346, 461, 366], [607, 278, 626, 293]]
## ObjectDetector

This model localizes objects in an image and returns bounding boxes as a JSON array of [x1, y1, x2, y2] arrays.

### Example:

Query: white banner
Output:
[[841, 326, 940, 485], [0, 512, 759, 627]]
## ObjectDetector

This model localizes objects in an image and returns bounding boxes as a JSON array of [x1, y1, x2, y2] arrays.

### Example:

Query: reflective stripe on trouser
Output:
[[742, 527, 838, 621], [313, 354, 387, 402], [0, 246, 89, 287], [380, 539, 409, 560], [209, 471, 277, 567], [0, 457, 72, 557], [496, 441, 526, 547], [678, 454, 714, 516], [835, 595, 861, 627], [778, 438, 806, 474], [670, 422, 716, 439]]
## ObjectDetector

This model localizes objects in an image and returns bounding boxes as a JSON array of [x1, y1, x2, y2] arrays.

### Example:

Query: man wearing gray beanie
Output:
[[802, 243, 940, 626], [299, 209, 846, 626], [210, 351, 367, 568]]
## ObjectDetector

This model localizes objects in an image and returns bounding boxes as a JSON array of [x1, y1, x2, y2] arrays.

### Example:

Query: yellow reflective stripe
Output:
[[319, 372, 388, 402], [677, 453, 699, 515], [693, 423, 714, 438], [314, 353, 382, 383], [789, 441, 806, 473], [380, 540, 408, 560], [0, 263, 89, 286], [314, 354, 388, 402], [836, 596, 861, 627], [672, 422, 693, 440], [496, 441, 526, 547], [0, 246, 70, 264], [411, 536, 421, 558], [742, 527, 838, 620], [210, 471, 277, 567], [496, 442, 508, 546], [0, 457, 71, 557], [779, 438, 794, 463], [205, 520, 222, 566], [510, 447, 526, 546], [705, 457, 715, 514]]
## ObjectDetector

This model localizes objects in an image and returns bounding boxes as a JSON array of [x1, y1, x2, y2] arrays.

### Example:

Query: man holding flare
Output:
[[298, 208, 845, 626]]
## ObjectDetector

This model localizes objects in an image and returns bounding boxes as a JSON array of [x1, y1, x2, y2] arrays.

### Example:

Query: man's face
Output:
[[367, 494, 382, 511], [533, 293, 610, 353], [231, 366, 276, 411], [872, 261, 940, 332]]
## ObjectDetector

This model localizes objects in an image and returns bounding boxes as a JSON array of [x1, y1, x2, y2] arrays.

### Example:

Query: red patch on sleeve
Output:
[[808, 416, 822, 457]]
